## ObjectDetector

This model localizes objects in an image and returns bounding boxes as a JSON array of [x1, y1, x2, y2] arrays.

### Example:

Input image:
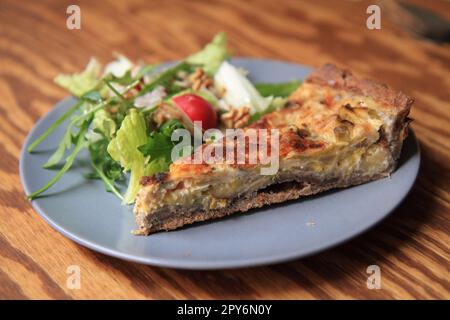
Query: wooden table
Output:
[[0, 0, 448, 299]]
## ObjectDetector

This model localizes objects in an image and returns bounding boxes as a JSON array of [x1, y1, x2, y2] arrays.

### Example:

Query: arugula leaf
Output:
[[89, 138, 122, 180], [254, 80, 301, 98], [107, 109, 148, 204], [160, 119, 185, 137], [90, 160, 123, 200], [27, 120, 90, 200], [138, 132, 172, 162], [88, 137, 124, 200], [27, 99, 84, 153], [186, 32, 230, 75], [42, 101, 106, 168], [54, 58, 102, 97], [42, 120, 74, 169], [104, 79, 126, 102], [138, 119, 186, 173]]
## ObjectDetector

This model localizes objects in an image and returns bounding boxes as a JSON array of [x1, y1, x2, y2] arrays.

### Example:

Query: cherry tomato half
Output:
[[172, 94, 217, 130]]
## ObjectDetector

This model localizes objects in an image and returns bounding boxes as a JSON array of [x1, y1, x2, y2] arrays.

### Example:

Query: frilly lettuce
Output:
[[54, 58, 101, 97], [92, 109, 116, 138], [107, 109, 147, 204]]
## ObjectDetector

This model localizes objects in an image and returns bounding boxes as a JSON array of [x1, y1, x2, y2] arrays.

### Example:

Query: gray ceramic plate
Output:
[[20, 58, 420, 269]]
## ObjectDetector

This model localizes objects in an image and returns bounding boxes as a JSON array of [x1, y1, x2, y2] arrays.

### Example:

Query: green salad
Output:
[[27, 32, 301, 204]]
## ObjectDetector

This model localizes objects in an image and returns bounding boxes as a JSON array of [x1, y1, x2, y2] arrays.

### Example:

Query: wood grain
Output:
[[0, 0, 449, 299]]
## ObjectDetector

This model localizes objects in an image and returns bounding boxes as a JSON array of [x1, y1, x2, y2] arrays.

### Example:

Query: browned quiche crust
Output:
[[305, 63, 413, 111], [294, 63, 413, 160]]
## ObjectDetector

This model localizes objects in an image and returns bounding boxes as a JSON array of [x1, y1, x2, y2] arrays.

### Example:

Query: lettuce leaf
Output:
[[186, 32, 230, 75], [28, 120, 90, 200], [92, 109, 116, 138], [54, 58, 101, 97], [88, 137, 124, 200], [107, 109, 148, 204]]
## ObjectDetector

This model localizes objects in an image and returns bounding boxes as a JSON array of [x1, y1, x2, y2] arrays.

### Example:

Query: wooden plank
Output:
[[0, 0, 448, 299]]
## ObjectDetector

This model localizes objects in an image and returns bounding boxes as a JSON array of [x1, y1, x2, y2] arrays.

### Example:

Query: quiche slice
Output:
[[134, 64, 413, 235]]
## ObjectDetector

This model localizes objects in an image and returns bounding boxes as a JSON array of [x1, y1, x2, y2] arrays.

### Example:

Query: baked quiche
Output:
[[134, 64, 413, 235]]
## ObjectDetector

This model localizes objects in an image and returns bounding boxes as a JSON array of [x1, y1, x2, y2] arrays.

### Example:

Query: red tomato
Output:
[[172, 94, 217, 130]]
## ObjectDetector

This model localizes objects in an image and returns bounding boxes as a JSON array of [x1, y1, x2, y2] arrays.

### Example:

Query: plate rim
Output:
[[19, 58, 421, 269]]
